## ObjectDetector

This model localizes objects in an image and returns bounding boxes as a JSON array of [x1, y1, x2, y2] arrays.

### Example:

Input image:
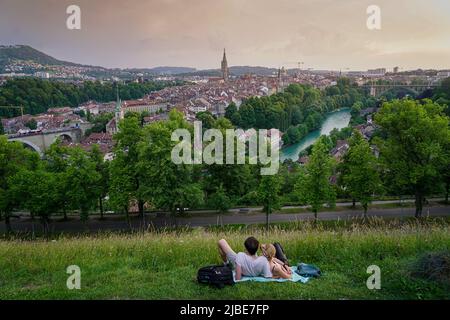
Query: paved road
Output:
[[228, 198, 444, 214], [1, 204, 449, 235]]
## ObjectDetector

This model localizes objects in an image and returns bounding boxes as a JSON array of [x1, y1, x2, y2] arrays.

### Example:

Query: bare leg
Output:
[[218, 239, 235, 263]]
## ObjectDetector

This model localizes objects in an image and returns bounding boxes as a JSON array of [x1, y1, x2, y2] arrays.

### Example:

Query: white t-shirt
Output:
[[235, 252, 272, 278]]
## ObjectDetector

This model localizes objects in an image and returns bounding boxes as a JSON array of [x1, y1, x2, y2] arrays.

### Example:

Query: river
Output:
[[280, 108, 351, 162]]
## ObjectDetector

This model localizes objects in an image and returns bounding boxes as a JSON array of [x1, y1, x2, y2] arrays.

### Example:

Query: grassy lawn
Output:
[[0, 217, 449, 300]]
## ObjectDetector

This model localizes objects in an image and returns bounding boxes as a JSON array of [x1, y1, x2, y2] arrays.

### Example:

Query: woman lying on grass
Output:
[[260, 243, 293, 279]]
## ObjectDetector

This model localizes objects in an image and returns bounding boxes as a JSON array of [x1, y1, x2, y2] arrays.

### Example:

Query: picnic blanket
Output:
[[234, 266, 309, 283]]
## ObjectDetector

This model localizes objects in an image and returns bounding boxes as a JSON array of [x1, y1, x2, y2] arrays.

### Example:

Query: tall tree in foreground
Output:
[[257, 175, 282, 231], [89, 145, 109, 220], [65, 147, 101, 222], [295, 136, 336, 221], [339, 131, 382, 217], [139, 110, 204, 222], [0, 136, 39, 233], [113, 115, 146, 218], [209, 184, 232, 227], [375, 99, 450, 217], [8, 169, 58, 237], [45, 142, 71, 220]]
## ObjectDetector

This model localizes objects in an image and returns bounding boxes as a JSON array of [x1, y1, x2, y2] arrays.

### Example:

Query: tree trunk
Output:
[[415, 190, 423, 218], [99, 197, 104, 220], [266, 210, 269, 232], [445, 180, 449, 204], [63, 206, 68, 221], [5, 215, 12, 234], [124, 206, 131, 230], [42, 216, 49, 240], [138, 200, 144, 218], [314, 210, 318, 222], [363, 204, 368, 218], [352, 198, 356, 208]]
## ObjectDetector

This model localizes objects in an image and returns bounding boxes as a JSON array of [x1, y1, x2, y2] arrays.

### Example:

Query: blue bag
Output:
[[295, 263, 321, 278]]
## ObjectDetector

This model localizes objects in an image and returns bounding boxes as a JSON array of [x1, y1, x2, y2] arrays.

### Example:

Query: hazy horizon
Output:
[[1, 0, 450, 71]]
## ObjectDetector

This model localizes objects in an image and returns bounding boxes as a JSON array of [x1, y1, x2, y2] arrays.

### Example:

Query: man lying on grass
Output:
[[218, 237, 292, 280]]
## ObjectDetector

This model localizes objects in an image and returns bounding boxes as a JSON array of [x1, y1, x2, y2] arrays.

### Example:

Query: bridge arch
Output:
[[379, 87, 419, 99], [9, 138, 43, 156], [53, 133, 74, 144]]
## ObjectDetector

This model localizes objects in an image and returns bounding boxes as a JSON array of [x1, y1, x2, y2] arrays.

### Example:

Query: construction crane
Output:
[[0, 106, 24, 119], [282, 61, 305, 73]]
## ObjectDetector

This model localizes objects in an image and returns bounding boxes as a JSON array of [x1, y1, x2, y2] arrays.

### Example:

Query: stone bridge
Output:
[[8, 127, 82, 156], [364, 84, 438, 97]]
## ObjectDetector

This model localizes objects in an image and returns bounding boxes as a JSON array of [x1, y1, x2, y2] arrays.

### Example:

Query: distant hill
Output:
[[179, 66, 278, 77], [229, 66, 278, 76], [124, 66, 197, 75], [0, 45, 81, 67], [0, 45, 279, 77], [149, 66, 197, 75]]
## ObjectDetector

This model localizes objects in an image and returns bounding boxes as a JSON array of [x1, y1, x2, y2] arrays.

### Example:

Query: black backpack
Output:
[[197, 265, 235, 289]]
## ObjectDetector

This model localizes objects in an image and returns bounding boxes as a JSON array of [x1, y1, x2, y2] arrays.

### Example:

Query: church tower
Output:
[[114, 83, 122, 133], [221, 49, 229, 81]]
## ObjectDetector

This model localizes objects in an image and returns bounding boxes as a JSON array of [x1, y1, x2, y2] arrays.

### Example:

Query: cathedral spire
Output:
[[221, 48, 229, 82], [114, 82, 122, 133]]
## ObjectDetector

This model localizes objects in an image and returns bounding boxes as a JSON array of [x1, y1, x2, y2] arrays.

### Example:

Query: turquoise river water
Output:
[[280, 108, 351, 162]]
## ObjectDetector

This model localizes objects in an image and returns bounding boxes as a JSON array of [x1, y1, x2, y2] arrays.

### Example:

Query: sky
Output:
[[0, 0, 449, 71]]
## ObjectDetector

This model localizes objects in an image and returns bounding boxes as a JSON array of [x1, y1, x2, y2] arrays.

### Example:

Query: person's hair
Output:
[[261, 244, 276, 261], [244, 236, 259, 255]]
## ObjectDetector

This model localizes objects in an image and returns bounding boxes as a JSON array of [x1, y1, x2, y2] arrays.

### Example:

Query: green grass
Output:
[[275, 202, 421, 214], [0, 217, 449, 300]]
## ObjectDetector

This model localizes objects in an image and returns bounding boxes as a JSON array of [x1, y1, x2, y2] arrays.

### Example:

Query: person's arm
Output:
[[273, 264, 292, 279], [272, 258, 292, 274], [272, 257, 285, 265], [235, 264, 242, 281]]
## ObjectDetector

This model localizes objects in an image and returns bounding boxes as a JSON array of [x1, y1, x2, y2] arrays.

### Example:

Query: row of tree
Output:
[[0, 78, 180, 117], [1, 98, 449, 235]]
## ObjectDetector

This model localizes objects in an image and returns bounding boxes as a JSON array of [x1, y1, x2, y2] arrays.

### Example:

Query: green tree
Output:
[[295, 137, 336, 221], [113, 115, 146, 219], [109, 149, 135, 228], [89, 145, 109, 220], [257, 175, 282, 230], [0, 137, 39, 232], [139, 110, 204, 221], [44, 142, 72, 220], [225, 102, 238, 120], [196, 111, 216, 130], [374, 99, 450, 217], [209, 184, 232, 226], [339, 131, 382, 216], [0, 119, 5, 134], [8, 169, 59, 237], [65, 147, 101, 221], [25, 118, 38, 130]]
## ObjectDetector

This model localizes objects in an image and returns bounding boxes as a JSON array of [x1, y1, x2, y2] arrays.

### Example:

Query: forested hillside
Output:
[[0, 78, 180, 117]]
